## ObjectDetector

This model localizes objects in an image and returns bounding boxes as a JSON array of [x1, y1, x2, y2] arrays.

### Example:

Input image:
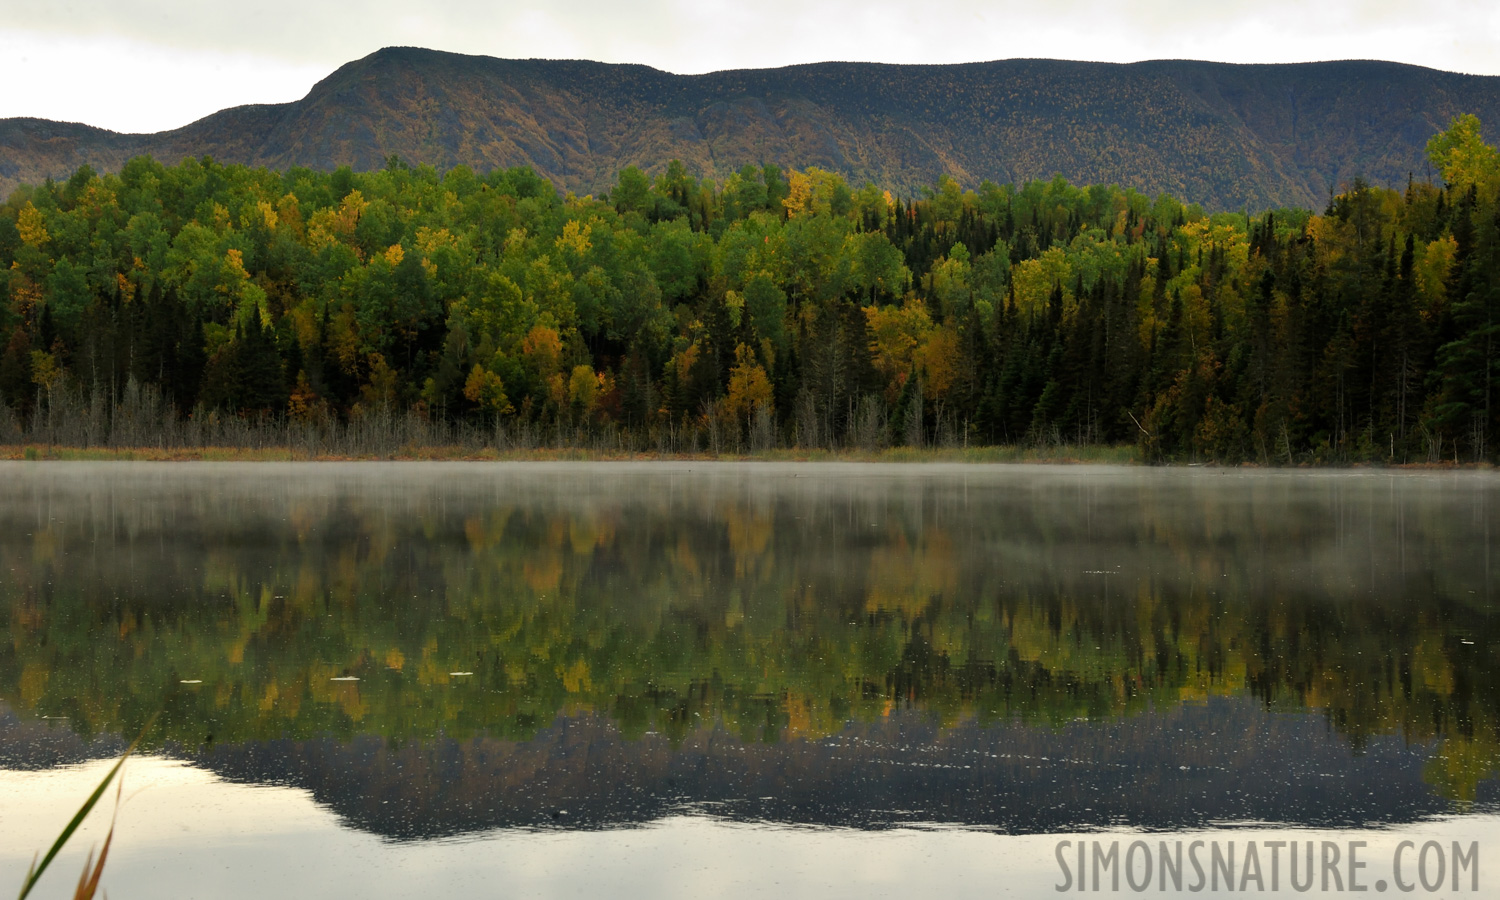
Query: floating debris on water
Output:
[[330, 676, 360, 682]]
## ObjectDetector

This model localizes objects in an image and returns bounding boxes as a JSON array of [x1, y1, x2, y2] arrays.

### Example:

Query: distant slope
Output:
[[3, 48, 1498, 210]]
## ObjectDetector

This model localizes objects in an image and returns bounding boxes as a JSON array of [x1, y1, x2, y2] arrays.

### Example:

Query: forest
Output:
[[0, 115, 1497, 462]]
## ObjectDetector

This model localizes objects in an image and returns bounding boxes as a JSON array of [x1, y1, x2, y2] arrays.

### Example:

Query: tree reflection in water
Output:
[[1, 464, 1496, 835]]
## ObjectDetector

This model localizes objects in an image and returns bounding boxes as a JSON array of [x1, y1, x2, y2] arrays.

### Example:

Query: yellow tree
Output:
[[521, 325, 561, 364], [781, 168, 845, 218], [782, 171, 814, 218], [724, 343, 773, 423], [568, 364, 596, 415], [863, 296, 934, 401], [917, 327, 961, 401], [567, 364, 612, 421], [221, 248, 269, 326], [464, 365, 513, 417], [288, 372, 325, 423], [1427, 114, 1500, 193], [16, 203, 49, 249], [1011, 247, 1073, 318]]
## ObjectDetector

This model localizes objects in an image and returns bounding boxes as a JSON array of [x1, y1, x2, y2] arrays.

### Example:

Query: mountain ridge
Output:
[[2, 47, 1498, 209]]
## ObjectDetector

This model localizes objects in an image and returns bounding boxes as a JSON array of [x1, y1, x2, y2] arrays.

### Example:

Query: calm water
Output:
[[1, 462, 1497, 897]]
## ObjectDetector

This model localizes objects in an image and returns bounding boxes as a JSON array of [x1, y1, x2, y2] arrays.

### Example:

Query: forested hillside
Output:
[[1, 115, 1497, 462], [3, 48, 1500, 210]]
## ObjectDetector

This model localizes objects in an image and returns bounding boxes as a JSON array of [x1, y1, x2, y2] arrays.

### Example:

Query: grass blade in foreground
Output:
[[69, 778, 122, 900], [15, 716, 155, 900]]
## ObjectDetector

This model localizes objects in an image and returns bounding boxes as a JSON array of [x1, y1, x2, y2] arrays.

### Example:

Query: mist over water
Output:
[[1, 463, 1497, 895]]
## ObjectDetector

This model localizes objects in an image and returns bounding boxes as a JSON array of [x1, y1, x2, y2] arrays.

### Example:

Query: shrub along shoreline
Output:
[[0, 437, 1141, 463], [3, 443, 1489, 466]]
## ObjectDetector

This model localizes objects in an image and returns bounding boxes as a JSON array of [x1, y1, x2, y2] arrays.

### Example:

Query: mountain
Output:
[[6, 703, 1477, 840], [190, 703, 1470, 839], [2, 47, 1499, 210]]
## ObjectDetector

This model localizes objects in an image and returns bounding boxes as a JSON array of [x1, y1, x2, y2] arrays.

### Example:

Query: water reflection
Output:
[[0, 463, 1497, 838]]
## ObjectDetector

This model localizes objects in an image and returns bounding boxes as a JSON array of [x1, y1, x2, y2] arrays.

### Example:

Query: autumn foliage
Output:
[[0, 114, 1498, 461]]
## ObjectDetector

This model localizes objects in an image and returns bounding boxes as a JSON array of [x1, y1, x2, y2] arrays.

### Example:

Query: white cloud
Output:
[[2, 1, 1498, 132], [0, 30, 328, 133]]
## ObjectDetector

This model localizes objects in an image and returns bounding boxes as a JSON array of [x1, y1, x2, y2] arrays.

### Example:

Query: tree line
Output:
[[1, 116, 1497, 461]]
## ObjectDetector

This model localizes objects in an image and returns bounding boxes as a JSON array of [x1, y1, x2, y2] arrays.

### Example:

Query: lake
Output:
[[1, 463, 1497, 897]]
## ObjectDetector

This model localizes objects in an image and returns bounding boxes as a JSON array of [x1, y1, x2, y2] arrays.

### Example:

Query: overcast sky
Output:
[[3, 0, 1496, 134]]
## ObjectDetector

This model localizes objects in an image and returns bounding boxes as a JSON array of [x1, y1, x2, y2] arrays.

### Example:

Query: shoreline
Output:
[[0, 444, 1137, 464], [0, 443, 1490, 468]]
